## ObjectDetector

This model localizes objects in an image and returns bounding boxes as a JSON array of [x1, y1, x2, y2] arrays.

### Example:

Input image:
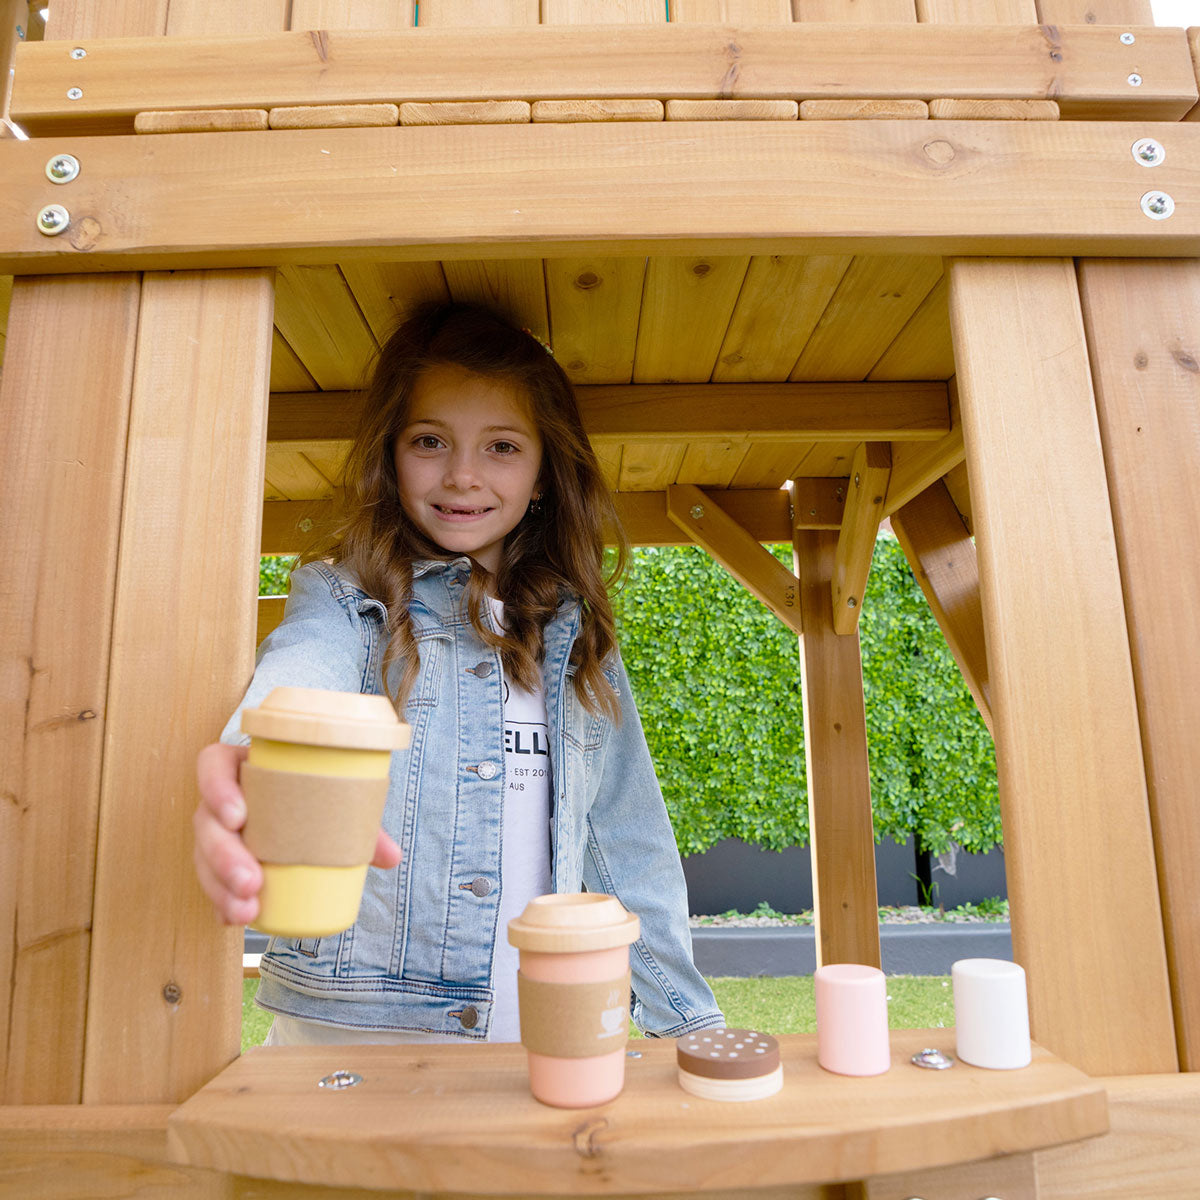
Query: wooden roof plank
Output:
[[545, 257, 645, 384]]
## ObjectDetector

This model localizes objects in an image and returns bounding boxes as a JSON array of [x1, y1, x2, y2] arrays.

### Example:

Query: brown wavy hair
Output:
[[304, 301, 628, 721]]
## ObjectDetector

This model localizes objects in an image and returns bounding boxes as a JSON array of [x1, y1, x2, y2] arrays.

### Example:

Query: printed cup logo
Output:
[[599, 1006, 626, 1037]]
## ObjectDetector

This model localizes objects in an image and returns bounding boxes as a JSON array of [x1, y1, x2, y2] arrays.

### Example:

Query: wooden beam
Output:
[[889, 479, 992, 734], [11, 24, 1196, 134], [266, 382, 951, 448], [666, 483, 804, 635], [2, 120, 1200, 274], [882, 385, 965, 519], [948, 256, 1176, 1077], [831, 442, 891, 635], [1076, 257, 1200, 1072], [793, 527, 881, 971]]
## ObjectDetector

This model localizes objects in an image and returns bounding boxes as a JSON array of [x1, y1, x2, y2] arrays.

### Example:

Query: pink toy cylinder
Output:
[[814, 963, 891, 1076]]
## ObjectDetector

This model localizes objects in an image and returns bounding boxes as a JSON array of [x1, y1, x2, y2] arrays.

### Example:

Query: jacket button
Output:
[[469, 877, 492, 897], [476, 761, 497, 780], [473, 661, 493, 678], [459, 1006, 479, 1029]]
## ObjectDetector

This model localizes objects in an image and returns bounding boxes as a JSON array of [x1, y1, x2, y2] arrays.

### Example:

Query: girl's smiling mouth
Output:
[[433, 503, 493, 518]]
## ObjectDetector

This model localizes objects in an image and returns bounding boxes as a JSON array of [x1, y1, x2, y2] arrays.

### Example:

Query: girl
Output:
[[194, 302, 724, 1045]]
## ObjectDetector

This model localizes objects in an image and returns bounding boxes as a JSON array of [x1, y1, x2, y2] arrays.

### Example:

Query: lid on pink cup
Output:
[[241, 686, 411, 751], [507, 893, 640, 953]]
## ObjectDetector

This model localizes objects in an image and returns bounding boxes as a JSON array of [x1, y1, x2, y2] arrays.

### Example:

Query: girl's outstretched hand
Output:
[[193, 742, 402, 926]]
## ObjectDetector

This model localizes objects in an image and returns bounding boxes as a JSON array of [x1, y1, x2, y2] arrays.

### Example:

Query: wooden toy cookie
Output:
[[676, 1028, 783, 1101]]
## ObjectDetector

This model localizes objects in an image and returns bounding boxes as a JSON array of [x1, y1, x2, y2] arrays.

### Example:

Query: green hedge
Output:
[[261, 533, 999, 857]]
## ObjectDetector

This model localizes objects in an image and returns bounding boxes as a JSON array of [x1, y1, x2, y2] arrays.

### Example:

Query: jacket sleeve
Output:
[[581, 654, 726, 1038], [219, 563, 375, 746]]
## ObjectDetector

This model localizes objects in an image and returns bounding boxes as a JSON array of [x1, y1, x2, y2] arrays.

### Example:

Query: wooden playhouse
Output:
[[0, 0, 1198, 1196]]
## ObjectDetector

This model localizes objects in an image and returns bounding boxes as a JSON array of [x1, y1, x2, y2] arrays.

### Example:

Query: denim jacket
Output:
[[222, 560, 724, 1040]]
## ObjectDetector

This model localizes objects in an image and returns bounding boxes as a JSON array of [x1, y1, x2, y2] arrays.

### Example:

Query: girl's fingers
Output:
[[372, 829, 403, 870], [196, 741, 250, 829]]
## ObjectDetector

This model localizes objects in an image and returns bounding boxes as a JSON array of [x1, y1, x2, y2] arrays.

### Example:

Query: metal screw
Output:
[[162, 982, 183, 1005], [1127, 73, 1142, 87], [67, 87, 83, 100], [36, 205, 70, 235], [690, 504, 704, 520], [1131, 138, 1165, 167], [46, 154, 81, 183], [318, 1070, 362, 1090], [846, 596, 858, 609], [1141, 191, 1175, 220], [16, 24, 24, 39], [854, 472, 861, 487], [71, 47, 87, 59], [626, 1050, 643, 1058], [1120, 31, 1135, 44], [911, 1047, 954, 1070], [298, 517, 314, 533]]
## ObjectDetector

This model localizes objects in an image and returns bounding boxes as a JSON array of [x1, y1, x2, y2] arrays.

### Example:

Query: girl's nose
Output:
[[443, 449, 480, 489]]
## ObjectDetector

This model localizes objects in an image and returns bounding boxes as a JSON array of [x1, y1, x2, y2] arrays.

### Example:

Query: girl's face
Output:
[[393, 363, 543, 574]]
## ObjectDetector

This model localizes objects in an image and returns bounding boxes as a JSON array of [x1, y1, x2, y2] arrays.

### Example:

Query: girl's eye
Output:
[[491, 441, 518, 455], [414, 434, 443, 450]]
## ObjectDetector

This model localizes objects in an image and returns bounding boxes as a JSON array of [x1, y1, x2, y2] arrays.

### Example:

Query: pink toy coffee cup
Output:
[[814, 962, 891, 1076], [507, 893, 640, 1108]]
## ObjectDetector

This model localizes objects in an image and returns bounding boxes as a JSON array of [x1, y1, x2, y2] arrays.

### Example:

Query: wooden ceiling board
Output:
[[289, 0, 415, 29], [543, 0, 665, 21], [417, 0, 538, 25], [729, 440, 819, 488], [634, 255, 751, 383], [868, 271, 955, 382], [942, 459, 974, 534], [618, 441, 688, 491], [264, 446, 335, 501], [269, 327, 318, 393], [793, 441, 859, 477], [794, 0, 916, 18], [676, 439, 750, 489], [545, 257, 646, 385], [339, 261, 450, 343], [594, 441, 623, 492], [441, 259, 550, 344], [274, 265, 378, 390], [712, 254, 854, 383], [671, 0, 793, 18], [790, 256, 945, 381]]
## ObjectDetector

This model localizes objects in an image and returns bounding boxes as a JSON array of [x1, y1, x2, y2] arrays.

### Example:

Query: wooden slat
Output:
[[794, 0, 916, 19], [867, 274, 954, 382], [133, 108, 269, 132], [633, 256, 751, 383], [1188, 29, 1200, 122], [1036, 0, 1153, 22], [1076, 257, 1200, 1071], [542, 0, 665, 21], [441, 259, 549, 344], [44, 0, 167, 38], [929, 98, 1058, 119], [916, 0, 1035, 20], [400, 100, 531, 125], [13, 25, 1197, 134], [670, 0, 793, 18], [731, 441, 817, 488], [948, 256, 1176, 1077], [793, 527, 881, 970], [337, 260, 449, 343], [417, 0, 537, 24], [666, 483, 804, 635], [290, 0, 415, 27], [532, 99, 663, 122], [266, 382, 951, 446], [269, 327, 318, 392], [4, 122, 1200, 275], [269, 102, 398, 128], [665, 99, 798, 120], [264, 447, 335, 501], [712, 255, 853, 383], [831, 442, 891, 635], [0, 276, 140, 1105], [800, 100, 928, 119], [791, 257, 944, 382], [882, 423, 965, 518], [889, 479, 992, 733], [676, 438, 747, 489], [273, 265, 377, 390], [165, 0, 289, 34], [83, 270, 273, 1105], [617, 441, 687, 491], [545, 258, 646, 385]]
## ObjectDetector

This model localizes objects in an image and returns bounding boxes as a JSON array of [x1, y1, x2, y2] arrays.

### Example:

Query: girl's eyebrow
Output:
[[404, 417, 531, 436]]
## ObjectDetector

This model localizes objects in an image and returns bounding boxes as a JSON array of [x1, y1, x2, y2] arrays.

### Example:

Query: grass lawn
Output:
[[242, 974, 954, 1051]]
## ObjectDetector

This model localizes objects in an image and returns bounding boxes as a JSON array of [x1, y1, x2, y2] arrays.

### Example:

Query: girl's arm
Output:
[[581, 655, 726, 1038]]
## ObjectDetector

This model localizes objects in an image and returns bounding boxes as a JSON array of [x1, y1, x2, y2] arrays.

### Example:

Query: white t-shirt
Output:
[[264, 598, 552, 1046]]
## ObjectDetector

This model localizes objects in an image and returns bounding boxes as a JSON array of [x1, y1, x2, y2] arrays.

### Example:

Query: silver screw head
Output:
[[1140, 191, 1175, 220], [46, 154, 81, 183], [1120, 31, 1136, 44], [16, 24, 24, 39], [1127, 73, 1142, 87], [36, 205, 70, 235], [846, 596, 858, 609], [318, 1070, 362, 1090], [70, 47, 87, 59], [67, 87, 83, 100], [298, 517, 314, 533], [690, 504, 704, 520], [1132, 138, 1165, 167], [911, 1047, 955, 1070]]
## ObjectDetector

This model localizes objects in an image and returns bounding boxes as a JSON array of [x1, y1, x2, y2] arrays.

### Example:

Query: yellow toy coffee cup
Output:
[[239, 686, 411, 938]]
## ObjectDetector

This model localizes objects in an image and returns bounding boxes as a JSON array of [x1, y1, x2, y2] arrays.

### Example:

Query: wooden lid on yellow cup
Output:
[[508, 893, 640, 953], [241, 686, 411, 751]]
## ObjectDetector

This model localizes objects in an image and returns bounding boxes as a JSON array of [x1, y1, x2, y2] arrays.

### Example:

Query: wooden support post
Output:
[[666, 484, 804, 636], [793, 523, 881, 971], [1075, 258, 1200, 1072], [948, 257, 1177, 1076], [831, 442, 891, 635], [890, 480, 992, 735]]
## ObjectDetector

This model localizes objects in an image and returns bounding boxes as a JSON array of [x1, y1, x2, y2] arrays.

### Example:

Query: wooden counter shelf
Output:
[[166, 1028, 1107, 1195]]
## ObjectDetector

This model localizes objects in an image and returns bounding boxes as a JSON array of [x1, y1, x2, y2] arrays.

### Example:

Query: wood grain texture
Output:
[[793, 529, 881, 970], [83, 270, 273, 1104], [890, 479, 992, 733], [166, 1032, 1105, 1192], [948, 257, 1176, 1077], [544, 258, 646, 384], [399, 100, 530, 125], [134, 108, 269, 132], [0, 276, 140, 1104], [290, 0, 415, 28], [916, 0, 1035, 20], [671, 0, 794, 18], [929, 98, 1059, 119], [794, 0, 916, 19], [868, 274, 954, 382], [1075, 257, 1200, 1071], [269, 103, 398, 128], [831, 442, 891, 634], [12, 24, 1197, 134], [665, 99, 798, 119], [799, 99, 928, 119], [273, 265, 378, 390], [1035, 0, 1153, 22], [416, 0, 537, 24], [532, 99, 663, 122]]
